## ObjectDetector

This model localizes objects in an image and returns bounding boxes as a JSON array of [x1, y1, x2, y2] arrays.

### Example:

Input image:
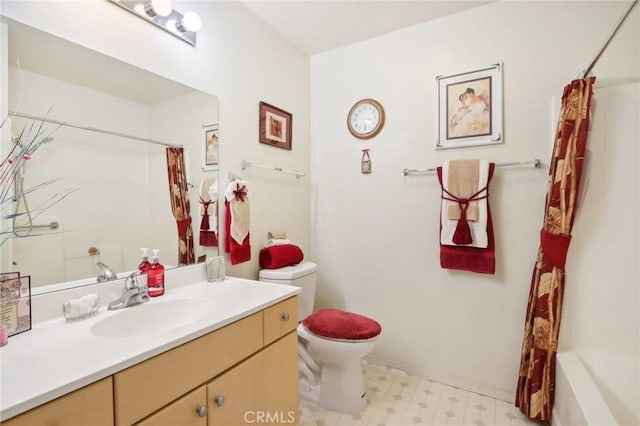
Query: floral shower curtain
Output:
[[166, 147, 195, 266], [515, 77, 596, 421]]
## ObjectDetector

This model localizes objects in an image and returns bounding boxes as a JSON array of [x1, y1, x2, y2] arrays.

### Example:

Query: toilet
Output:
[[259, 261, 381, 414]]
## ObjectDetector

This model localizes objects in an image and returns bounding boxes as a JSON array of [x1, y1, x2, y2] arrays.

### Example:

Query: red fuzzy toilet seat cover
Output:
[[302, 308, 382, 340]]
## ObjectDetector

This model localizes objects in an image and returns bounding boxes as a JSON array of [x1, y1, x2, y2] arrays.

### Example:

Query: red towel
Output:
[[259, 244, 304, 269], [437, 164, 496, 274], [224, 200, 251, 265]]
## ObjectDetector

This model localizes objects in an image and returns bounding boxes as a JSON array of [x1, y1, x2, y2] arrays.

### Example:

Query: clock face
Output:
[[347, 99, 385, 139]]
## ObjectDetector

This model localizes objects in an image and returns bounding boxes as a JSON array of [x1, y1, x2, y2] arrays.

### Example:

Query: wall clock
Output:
[[347, 98, 385, 140]]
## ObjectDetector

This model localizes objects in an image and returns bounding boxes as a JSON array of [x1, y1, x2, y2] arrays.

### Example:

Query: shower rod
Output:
[[7, 111, 181, 148], [403, 159, 541, 176], [581, 0, 638, 78]]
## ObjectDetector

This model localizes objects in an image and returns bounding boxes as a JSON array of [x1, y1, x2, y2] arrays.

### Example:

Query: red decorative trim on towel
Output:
[[233, 183, 247, 201], [441, 186, 489, 245], [437, 164, 495, 274]]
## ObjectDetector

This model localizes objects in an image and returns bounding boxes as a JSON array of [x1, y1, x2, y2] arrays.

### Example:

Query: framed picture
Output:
[[202, 124, 219, 171], [436, 63, 503, 149], [259, 101, 292, 150]]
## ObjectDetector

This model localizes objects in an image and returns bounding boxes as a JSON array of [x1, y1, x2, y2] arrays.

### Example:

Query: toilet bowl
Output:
[[258, 262, 382, 414]]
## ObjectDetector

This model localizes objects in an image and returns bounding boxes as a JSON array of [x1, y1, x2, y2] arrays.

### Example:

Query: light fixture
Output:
[[108, 0, 202, 46]]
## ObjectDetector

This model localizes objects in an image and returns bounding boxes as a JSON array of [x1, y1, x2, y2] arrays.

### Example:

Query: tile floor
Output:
[[300, 361, 544, 426]]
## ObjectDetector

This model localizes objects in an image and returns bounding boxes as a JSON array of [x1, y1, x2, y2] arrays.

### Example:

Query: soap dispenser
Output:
[[138, 248, 152, 274], [148, 249, 165, 297]]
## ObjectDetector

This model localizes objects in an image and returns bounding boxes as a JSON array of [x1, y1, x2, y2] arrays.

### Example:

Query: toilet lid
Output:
[[302, 308, 382, 340]]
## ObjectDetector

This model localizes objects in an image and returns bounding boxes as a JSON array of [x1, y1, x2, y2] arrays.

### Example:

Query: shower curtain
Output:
[[515, 77, 595, 421], [166, 147, 195, 266]]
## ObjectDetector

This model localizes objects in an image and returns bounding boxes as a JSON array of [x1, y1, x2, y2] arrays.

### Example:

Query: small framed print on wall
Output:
[[259, 101, 292, 150], [202, 124, 219, 171], [436, 63, 503, 150]]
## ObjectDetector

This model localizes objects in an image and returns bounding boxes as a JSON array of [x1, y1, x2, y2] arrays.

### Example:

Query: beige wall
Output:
[[310, 0, 639, 401]]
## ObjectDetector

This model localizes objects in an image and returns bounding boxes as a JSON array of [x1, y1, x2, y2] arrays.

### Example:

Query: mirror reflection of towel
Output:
[[199, 179, 218, 247]]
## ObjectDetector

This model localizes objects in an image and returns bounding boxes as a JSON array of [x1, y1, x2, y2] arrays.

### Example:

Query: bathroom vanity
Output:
[[0, 273, 300, 425]]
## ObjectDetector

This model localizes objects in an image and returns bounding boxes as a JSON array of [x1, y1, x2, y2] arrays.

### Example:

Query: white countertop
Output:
[[0, 277, 300, 421]]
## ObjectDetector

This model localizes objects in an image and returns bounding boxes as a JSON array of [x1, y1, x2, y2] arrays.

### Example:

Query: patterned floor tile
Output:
[[300, 362, 540, 426]]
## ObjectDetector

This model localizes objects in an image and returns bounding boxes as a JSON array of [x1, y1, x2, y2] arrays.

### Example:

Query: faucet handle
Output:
[[124, 271, 141, 290]]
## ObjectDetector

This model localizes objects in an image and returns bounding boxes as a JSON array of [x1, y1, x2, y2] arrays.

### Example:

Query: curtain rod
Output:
[[7, 111, 182, 148], [403, 159, 541, 176], [581, 0, 639, 78]]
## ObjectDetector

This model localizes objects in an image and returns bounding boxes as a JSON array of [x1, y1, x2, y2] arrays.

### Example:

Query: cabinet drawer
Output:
[[114, 311, 263, 426], [263, 296, 298, 346], [2, 377, 114, 426], [136, 386, 207, 426], [207, 331, 299, 426]]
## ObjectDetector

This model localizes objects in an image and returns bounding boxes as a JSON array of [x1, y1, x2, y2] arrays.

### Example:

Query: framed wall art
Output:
[[436, 63, 503, 150], [259, 101, 292, 150], [202, 124, 219, 171]]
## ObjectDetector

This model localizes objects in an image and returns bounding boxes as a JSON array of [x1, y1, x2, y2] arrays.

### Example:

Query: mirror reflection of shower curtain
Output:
[[165, 147, 195, 266]]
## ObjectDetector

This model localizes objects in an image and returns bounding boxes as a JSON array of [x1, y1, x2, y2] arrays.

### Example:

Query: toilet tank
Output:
[[258, 261, 317, 320]]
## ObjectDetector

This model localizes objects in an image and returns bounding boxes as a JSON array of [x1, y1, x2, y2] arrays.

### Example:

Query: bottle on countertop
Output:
[[148, 249, 165, 297], [138, 248, 152, 274]]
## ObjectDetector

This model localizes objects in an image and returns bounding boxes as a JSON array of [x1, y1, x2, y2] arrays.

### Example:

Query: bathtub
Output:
[[552, 352, 639, 426]]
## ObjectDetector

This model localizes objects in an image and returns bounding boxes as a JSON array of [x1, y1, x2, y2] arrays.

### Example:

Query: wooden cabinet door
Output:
[[136, 386, 207, 426], [2, 377, 114, 426], [206, 331, 299, 426]]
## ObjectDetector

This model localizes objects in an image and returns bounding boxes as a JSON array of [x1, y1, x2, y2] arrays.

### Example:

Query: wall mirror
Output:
[[0, 18, 219, 293]]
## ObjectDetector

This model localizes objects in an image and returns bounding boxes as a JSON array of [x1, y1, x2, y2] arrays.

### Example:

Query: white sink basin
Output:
[[90, 298, 214, 338]]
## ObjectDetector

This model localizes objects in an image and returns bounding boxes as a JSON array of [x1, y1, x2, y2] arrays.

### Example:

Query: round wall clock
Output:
[[347, 98, 385, 140]]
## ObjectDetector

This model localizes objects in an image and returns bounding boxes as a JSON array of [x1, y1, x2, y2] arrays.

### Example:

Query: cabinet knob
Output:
[[196, 406, 208, 417], [281, 313, 290, 321], [215, 396, 225, 407]]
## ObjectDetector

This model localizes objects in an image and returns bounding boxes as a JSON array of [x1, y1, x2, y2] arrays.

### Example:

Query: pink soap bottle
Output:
[[148, 249, 165, 297], [138, 248, 152, 274]]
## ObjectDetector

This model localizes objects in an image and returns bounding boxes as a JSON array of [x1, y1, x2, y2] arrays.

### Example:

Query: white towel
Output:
[[440, 160, 489, 248], [225, 180, 250, 245], [264, 238, 291, 247]]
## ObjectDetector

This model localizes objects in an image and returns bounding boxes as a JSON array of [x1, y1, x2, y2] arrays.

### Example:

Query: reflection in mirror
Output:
[[0, 18, 219, 293]]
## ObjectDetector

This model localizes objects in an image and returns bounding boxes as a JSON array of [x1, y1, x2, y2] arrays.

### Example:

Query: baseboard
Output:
[[364, 353, 516, 403]]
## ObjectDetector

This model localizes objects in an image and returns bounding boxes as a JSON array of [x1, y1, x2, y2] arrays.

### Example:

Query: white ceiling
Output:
[[241, 1, 493, 55]]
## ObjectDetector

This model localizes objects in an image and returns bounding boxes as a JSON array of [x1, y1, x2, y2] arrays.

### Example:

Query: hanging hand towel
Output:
[[437, 161, 495, 274], [440, 160, 490, 247], [199, 179, 218, 247], [259, 244, 304, 269], [224, 180, 251, 265]]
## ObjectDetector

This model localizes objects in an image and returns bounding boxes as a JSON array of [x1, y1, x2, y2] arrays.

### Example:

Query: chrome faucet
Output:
[[107, 271, 149, 310], [96, 261, 118, 282]]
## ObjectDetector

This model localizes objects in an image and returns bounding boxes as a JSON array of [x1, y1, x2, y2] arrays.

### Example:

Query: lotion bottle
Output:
[[138, 248, 152, 274], [148, 249, 165, 297]]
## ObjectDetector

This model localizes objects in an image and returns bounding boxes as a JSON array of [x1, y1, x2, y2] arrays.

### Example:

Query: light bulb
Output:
[[177, 11, 201, 32], [145, 0, 172, 17]]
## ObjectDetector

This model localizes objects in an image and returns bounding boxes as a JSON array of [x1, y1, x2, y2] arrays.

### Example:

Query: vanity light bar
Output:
[[108, 0, 201, 46]]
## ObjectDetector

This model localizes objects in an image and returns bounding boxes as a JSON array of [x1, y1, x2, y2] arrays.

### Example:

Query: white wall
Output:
[[0, 0, 311, 279], [310, 1, 639, 400]]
